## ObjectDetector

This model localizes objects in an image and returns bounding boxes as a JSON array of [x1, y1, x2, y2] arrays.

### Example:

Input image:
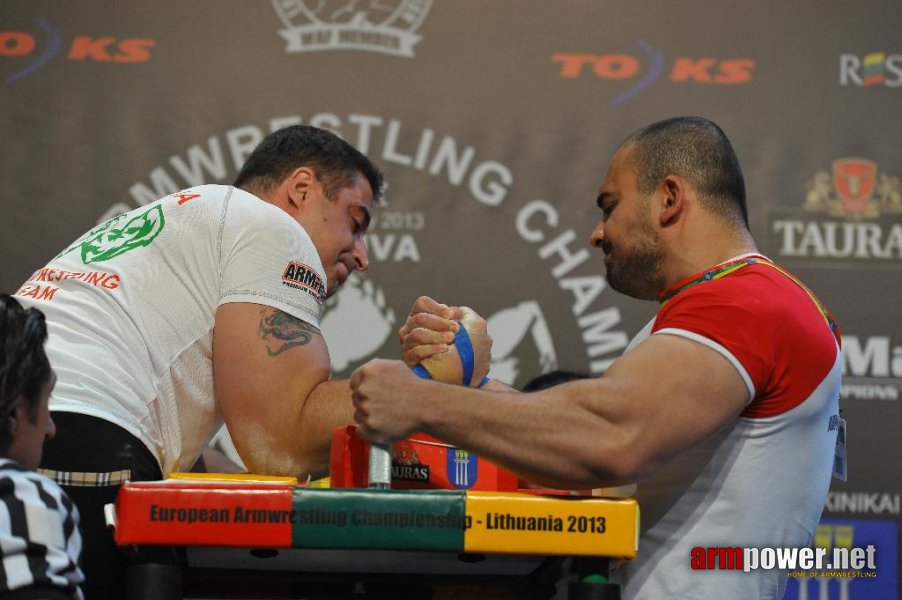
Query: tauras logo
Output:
[[391, 442, 429, 482], [271, 0, 431, 57], [841, 335, 901, 401], [391, 463, 429, 482], [768, 159, 902, 266]]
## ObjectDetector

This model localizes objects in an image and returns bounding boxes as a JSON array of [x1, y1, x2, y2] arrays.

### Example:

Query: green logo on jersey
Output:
[[57, 205, 165, 264]]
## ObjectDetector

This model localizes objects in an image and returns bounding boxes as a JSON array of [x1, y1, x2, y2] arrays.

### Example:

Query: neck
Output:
[[660, 224, 758, 291]]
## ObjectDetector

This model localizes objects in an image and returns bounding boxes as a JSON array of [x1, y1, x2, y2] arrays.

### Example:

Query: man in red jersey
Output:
[[350, 116, 842, 599]]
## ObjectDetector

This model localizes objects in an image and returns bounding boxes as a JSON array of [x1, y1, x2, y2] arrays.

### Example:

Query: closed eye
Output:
[[597, 193, 615, 220], [351, 206, 371, 235]]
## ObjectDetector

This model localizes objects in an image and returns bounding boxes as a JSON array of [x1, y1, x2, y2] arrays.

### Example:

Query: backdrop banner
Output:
[[2, 3, 899, 597]]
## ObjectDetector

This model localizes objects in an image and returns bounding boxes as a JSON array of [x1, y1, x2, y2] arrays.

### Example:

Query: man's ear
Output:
[[6, 400, 24, 436], [285, 167, 315, 209], [660, 175, 685, 226]]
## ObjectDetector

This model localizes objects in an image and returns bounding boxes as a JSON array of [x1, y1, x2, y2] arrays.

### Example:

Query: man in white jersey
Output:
[[0, 295, 84, 600], [14, 125, 480, 599], [350, 117, 843, 599]]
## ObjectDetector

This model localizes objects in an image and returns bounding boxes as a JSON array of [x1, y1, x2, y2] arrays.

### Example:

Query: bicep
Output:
[[212, 302, 330, 472], [599, 332, 750, 476]]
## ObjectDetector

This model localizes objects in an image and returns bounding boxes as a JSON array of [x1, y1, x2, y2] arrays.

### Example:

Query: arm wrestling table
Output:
[[107, 428, 638, 599]]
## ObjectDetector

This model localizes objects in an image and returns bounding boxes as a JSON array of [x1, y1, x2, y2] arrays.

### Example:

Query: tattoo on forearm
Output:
[[258, 308, 319, 356]]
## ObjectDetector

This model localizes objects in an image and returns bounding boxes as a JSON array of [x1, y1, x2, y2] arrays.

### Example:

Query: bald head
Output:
[[620, 116, 749, 228]]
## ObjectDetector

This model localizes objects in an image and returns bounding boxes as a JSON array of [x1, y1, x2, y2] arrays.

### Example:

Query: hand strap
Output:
[[412, 320, 477, 386]]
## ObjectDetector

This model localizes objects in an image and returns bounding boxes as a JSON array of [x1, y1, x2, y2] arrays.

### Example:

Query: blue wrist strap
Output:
[[452, 322, 476, 386], [412, 320, 478, 386]]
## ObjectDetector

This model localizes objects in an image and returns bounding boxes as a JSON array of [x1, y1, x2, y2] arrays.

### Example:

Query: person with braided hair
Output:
[[0, 294, 84, 600]]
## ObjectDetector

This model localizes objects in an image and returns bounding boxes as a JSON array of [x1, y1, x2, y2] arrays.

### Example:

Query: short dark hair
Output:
[[234, 125, 383, 203], [0, 295, 50, 450], [623, 116, 748, 227]]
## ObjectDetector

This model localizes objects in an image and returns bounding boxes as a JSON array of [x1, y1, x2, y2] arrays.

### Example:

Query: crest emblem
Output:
[[446, 448, 478, 489], [272, 0, 432, 57], [57, 205, 165, 264], [833, 159, 877, 215], [392, 441, 418, 464], [803, 159, 902, 218]]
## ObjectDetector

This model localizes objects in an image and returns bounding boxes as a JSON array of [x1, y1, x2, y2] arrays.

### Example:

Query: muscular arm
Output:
[[213, 302, 354, 479], [352, 332, 750, 489]]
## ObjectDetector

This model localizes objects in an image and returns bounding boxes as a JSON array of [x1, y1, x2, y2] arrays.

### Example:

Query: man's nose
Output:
[[353, 236, 369, 271], [589, 220, 606, 249]]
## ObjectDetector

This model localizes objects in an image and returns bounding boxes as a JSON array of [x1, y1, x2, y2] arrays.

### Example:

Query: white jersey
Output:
[[613, 255, 841, 599], [15, 185, 327, 475]]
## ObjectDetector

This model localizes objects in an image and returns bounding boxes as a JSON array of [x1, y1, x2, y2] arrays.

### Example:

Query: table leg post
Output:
[[566, 557, 621, 600], [126, 562, 182, 599]]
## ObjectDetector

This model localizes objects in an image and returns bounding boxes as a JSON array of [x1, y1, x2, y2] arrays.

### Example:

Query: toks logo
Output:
[[840, 52, 902, 88], [271, 0, 432, 57], [552, 39, 755, 106], [768, 159, 902, 266], [1, 17, 154, 84]]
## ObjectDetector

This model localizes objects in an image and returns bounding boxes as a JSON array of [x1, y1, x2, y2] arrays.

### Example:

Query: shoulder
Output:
[[0, 460, 70, 503], [166, 185, 298, 227], [224, 187, 299, 224], [0, 462, 83, 596], [657, 261, 813, 325], [0, 458, 40, 487], [0, 463, 79, 533], [220, 187, 315, 245]]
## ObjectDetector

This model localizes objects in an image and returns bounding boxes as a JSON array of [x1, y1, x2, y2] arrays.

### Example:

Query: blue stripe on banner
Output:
[[453, 323, 475, 386]]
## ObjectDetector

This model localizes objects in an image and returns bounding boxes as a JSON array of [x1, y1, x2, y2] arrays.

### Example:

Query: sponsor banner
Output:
[[116, 480, 639, 558], [783, 518, 897, 600], [690, 545, 876, 573], [841, 335, 902, 401], [827, 492, 901, 517], [1, 16, 154, 84], [391, 441, 430, 483], [551, 40, 754, 106], [839, 53, 902, 87], [767, 159, 902, 269]]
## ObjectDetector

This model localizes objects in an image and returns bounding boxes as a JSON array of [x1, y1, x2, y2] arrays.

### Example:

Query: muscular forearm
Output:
[[414, 380, 634, 489], [231, 379, 354, 480], [296, 379, 356, 478]]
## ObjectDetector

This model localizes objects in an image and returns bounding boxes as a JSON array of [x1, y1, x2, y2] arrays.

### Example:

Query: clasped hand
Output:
[[350, 296, 492, 444]]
